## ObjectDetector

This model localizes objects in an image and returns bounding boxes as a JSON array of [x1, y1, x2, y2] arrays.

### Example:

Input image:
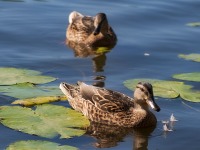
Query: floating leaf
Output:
[[173, 72, 200, 82], [0, 67, 56, 85], [6, 140, 77, 150], [12, 95, 67, 106], [124, 78, 200, 102], [96, 47, 110, 54], [186, 22, 200, 27], [179, 90, 200, 103], [0, 104, 90, 138], [179, 53, 200, 62], [123, 79, 179, 98], [0, 83, 63, 99]]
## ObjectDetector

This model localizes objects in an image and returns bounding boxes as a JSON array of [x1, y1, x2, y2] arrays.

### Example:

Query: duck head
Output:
[[134, 82, 160, 112], [93, 13, 109, 35]]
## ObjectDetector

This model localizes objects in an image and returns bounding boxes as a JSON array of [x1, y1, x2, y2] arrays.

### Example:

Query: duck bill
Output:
[[146, 97, 160, 112]]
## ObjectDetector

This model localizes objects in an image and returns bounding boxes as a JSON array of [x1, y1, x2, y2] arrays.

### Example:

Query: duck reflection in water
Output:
[[86, 122, 156, 149], [66, 40, 113, 87], [65, 11, 117, 87]]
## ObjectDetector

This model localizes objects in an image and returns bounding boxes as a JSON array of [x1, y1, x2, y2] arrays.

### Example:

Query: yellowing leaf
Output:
[[96, 47, 110, 54], [12, 95, 67, 106]]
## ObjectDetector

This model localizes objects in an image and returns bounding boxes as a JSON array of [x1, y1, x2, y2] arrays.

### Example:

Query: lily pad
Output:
[[124, 79, 179, 99], [6, 140, 77, 150], [124, 78, 200, 102], [186, 22, 200, 27], [173, 72, 200, 82], [0, 104, 90, 138], [179, 53, 200, 62], [0, 67, 56, 85], [0, 82, 63, 99], [12, 95, 67, 106]]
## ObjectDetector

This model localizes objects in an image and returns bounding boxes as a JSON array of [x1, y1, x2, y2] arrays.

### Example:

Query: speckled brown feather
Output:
[[59, 82, 160, 127], [66, 11, 117, 48]]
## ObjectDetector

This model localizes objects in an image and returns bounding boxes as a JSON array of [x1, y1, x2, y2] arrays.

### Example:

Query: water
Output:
[[0, 0, 200, 149]]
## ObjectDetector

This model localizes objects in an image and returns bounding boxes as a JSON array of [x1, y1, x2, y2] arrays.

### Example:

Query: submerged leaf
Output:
[[186, 22, 200, 27], [0, 104, 90, 138], [6, 140, 78, 150], [96, 47, 110, 54], [0, 67, 56, 85], [179, 53, 200, 62], [12, 95, 67, 106], [124, 78, 200, 102], [173, 72, 200, 82], [0, 83, 63, 99]]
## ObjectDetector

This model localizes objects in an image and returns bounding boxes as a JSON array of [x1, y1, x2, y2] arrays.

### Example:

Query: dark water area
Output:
[[0, 0, 200, 150]]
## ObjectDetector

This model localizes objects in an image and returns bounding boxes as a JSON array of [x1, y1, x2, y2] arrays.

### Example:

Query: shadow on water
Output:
[[66, 40, 115, 87], [86, 122, 156, 150]]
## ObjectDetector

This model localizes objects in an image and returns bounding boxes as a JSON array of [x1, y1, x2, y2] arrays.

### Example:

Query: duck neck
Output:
[[134, 99, 149, 111], [101, 21, 109, 35]]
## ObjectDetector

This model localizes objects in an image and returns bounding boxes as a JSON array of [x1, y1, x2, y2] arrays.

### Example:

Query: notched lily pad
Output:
[[0, 104, 90, 138], [0, 67, 56, 85], [124, 79, 179, 99], [6, 140, 78, 150], [124, 78, 200, 102], [173, 72, 200, 82], [179, 53, 200, 62], [0, 82, 63, 99]]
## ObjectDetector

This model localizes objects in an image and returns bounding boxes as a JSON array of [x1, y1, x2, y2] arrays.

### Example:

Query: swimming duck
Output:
[[59, 82, 160, 127], [66, 11, 117, 48]]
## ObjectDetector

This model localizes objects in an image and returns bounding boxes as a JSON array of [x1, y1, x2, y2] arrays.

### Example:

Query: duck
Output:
[[59, 81, 160, 128], [66, 11, 117, 48]]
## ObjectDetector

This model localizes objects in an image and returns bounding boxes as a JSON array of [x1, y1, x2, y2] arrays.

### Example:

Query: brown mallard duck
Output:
[[66, 11, 117, 48], [59, 81, 160, 127]]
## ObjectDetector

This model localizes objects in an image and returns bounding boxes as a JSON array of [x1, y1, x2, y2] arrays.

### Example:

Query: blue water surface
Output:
[[0, 0, 200, 149]]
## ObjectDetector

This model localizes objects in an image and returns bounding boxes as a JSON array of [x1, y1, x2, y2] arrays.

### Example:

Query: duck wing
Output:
[[79, 82, 134, 112]]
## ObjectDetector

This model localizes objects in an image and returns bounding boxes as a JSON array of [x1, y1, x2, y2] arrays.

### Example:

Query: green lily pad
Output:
[[173, 72, 200, 82], [179, 53, 200, 62], [124, 78, 200, 102], [0, 104, 90, 138], [0, 82, 63, 99], [6, 140, 77, 150], [124, 79, 179, 99], [186, 22, 200, 27], [0, 67, 56, 85]]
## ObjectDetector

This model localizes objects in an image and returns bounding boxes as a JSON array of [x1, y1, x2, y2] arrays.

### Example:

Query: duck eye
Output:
[[140, 88, 149, 95], [140, 88, 144, 92]]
